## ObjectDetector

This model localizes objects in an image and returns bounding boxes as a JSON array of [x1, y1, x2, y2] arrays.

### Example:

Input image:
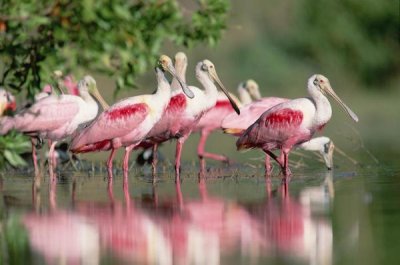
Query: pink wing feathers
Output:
[[222, 97, 288, 135], [237, 108, 304, 150], [195, 98, 235, 131], [0, 96, 80, 135], [71, 103, 149, 151]]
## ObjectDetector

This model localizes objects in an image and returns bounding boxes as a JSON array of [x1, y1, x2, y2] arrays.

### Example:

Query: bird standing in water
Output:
[[223, 80, 336, 171], [237, 75, 358, 176], [142, 58, 240, 181], [0, 76, 108, 177], [70, 55, 193, 173]]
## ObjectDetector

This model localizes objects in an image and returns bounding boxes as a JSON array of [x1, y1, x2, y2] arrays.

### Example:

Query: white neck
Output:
[[79, 90, 96, 105], [197, 70, 218, 107], [171, 63, 187, 92], [307, 85, 332, 125], [155, 71, 171, 95], [238, 86, 252, 105]]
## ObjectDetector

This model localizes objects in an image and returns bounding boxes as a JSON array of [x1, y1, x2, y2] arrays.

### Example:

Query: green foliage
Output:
[[0, 0, 229, 98], [0, 131, 30, 167], [284, 0, 399, 87], [0, 215, 32, 264]]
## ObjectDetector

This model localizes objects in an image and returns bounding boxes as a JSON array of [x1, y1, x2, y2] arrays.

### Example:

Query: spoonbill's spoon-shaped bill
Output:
[[158, 55, 194, 99], [202, 60, 240, 115], [313, 75, 358, 122], [80, 77, 110, 110]]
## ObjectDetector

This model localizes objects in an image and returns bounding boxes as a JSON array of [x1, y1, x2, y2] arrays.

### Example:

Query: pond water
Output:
[[0, 163, 399, 265]]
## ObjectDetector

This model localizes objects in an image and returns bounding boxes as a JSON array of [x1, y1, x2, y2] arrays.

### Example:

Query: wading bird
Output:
[[70, 55, 193, 173], [236, 75, 358, 176], [223, 80, 336, 171], [0, 88, 16, 115], [0, 76, 108, 176], [142, 58, 240, 180], [193, 82, 252, 165]]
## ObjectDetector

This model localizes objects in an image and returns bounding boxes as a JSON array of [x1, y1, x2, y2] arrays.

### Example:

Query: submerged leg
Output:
[[48, 140, 58, 180], [175, 137, 187, 182], [198, 129, 230, 163], [31, 138, 39, 176], [264, 154, 273, 176], [282, 149, 292, 176], [123, 145, 135, 173], [151, 144, 158, 180], [107, 148, 117, 176]]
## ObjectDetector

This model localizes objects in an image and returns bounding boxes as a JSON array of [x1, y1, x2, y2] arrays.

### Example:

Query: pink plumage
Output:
[[71, 103, 150, 152], [236, 74, 358, 176], [222, 97, 288, 136]]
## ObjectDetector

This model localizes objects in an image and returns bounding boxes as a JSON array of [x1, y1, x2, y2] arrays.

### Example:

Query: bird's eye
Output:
[[320, 80, 324, 83], [209, 65, 213, 68], [324, 142, 330, 153]]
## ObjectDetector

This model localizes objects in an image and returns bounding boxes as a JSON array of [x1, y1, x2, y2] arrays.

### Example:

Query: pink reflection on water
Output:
[[23, 177, 100, 265], [22, 172, 333, 265]]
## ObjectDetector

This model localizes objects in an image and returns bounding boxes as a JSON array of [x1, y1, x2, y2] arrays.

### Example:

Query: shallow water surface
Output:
[[0, 165, 399, 265]]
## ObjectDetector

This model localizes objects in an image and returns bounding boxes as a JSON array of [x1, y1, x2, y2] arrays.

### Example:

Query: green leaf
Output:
[[3, 150, 27, 167]]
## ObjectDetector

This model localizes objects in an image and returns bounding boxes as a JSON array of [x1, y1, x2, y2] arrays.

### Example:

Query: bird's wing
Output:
[[71, 102, 150, 150], [222, 97, 288, 134], [237, 108, 304, 150], [12, 96, 80, 133]]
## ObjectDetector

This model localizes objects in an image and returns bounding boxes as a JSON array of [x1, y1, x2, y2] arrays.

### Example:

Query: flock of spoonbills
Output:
[[0, 52, 358, 180]]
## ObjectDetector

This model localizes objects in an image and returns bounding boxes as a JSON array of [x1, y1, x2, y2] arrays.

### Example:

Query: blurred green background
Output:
[[87, 0, 399, 166], [1, 0, 399, 167]]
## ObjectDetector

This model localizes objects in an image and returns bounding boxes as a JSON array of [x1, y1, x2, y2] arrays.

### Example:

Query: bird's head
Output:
[[78, 75, 109, 110], [0, 89, 16, 116], [158, 55, 194, 98], [310, 74, 358, 122], [199, 60, 240, 115], [322, 139, 335, 170], [244, 79, 261, 100], [174, 52, 187, 65]]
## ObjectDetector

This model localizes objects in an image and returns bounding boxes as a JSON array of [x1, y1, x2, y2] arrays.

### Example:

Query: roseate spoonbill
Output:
[[236, 74, 358, 176], [138, 53, 243, 171], [143, 58, 240, 180], [0, 88, 16, 115], [24, 76, 79, 174], [297, 136, 334, 170], [222, 83, 336, 171], [0, 76, 108, 175], [193, 84, 247, 164], [70, 55, 193, 173]]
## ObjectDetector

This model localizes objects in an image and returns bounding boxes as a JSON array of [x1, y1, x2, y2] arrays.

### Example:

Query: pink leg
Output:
[[107, 148, 117, 176], [31, 138, 39, 176], [175, 137, 187, 182], [265, 177, 272, 199], [197, 129, 230, 163], [264, 154, 273, 176], [282, 149, 292, 176], [198, 177, 208, 201], [49, 174, 57, 210], [175, 180, 184, 210], [48, 141, 57, 180], [151, 144, 158, 180], [123, 145, 135, 172], [123, 169, 131, 210], [107, 176, 115, 203]]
